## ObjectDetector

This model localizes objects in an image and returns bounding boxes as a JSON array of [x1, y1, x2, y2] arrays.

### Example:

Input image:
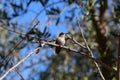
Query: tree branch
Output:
[[76, 16, 105, 79], [42, 42, 116, 73], [0, 47, 40, 80], [80, 28, 105, 80], [0, 40, 116, 79]]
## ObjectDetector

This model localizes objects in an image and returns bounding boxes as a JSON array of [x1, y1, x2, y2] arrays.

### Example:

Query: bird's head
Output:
[[59, 32, 65, 37]]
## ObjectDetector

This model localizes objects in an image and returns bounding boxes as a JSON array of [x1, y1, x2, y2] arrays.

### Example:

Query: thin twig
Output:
[[77, 18, 105, 80], [0, 47, 40, 80], [11, 61, 25, 80], [80, 28, 105, 80], [0, 26, 25, 36], [0, 39, 24, 67], [66, 34, 87, 49], [15, 68, 25, 80]]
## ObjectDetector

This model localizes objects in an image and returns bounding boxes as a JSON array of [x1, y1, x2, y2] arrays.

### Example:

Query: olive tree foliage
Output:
[[0, 0, 120, 80]]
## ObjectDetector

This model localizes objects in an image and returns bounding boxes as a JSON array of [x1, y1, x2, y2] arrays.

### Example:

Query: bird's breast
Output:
[[56, 37, 65, 45]]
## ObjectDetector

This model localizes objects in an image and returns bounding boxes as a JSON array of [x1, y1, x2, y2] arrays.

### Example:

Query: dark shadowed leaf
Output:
[[39, 0, 49, 6], [43, 26, 47, 35], [56, 17, 60, 25]]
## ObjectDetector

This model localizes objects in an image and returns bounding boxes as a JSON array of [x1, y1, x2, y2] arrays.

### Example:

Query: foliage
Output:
[[0, 0, 120, 80]]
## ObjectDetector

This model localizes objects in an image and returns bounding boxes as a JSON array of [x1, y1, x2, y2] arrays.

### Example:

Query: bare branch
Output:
[[0, 26, 25, 36], [80, 28, 105, 80], [0, 47, 40, 80], [66, 34, 87, 49], [11, 61, 25, 80], [42, 42, 116, 73], [15, 68, 25, 80], [76, 17, 105, 80]]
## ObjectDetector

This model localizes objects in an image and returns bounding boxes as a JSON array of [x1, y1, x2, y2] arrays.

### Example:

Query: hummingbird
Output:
[[55, 32, 66, 54]]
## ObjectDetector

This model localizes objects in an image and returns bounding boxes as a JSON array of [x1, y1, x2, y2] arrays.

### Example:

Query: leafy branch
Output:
[[0, 34, 116, 80]]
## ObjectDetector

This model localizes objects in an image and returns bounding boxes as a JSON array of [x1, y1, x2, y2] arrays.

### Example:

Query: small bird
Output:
[[55, 32, 66, 54]]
